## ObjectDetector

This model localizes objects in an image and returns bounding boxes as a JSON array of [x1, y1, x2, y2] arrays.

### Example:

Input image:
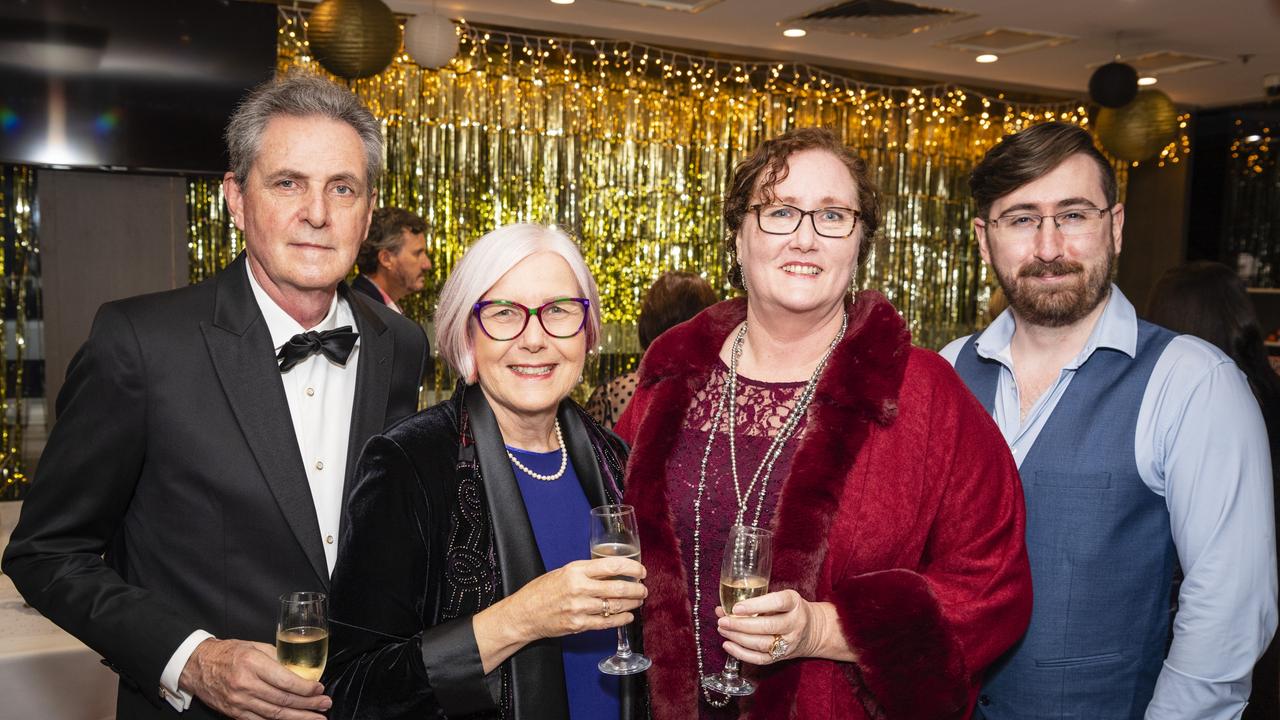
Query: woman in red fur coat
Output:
[[614, 128, 1032, 720]]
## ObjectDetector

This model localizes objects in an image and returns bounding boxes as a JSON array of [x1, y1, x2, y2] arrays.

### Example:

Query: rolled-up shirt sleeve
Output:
[[1141, 344, 1278, 719]]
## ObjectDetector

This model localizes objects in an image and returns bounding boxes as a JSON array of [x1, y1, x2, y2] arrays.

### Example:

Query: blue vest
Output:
[[956, 321, 1178, 720]]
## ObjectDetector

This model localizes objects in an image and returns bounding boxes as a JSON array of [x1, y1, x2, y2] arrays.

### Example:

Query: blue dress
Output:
[[508, 446, 622, 720]]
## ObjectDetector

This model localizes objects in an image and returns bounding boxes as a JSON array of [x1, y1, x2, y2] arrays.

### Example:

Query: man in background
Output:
[[943, 121, 1276, 719], [3, 73, 428, 719], [351, 206, 432, 314]]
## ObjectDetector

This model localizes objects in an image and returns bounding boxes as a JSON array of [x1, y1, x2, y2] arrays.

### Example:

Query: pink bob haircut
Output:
[[434, 223, 602, 383]]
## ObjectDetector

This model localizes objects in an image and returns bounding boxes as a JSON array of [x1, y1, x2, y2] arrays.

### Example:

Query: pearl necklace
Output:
[[691, 310, 849, 706], [506, 418, 568, 481]]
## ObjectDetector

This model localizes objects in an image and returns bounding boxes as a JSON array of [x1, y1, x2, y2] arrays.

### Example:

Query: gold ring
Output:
[[769, 634, 790, 660], [601, 598, 612, 617]]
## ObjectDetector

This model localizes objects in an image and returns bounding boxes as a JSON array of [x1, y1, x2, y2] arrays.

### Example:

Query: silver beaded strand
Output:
[[690, 310, 848, 706]]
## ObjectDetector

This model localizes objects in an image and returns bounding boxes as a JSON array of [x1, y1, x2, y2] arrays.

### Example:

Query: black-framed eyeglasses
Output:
[[985, 206, 1115, 238], [472, 297, 590, 341], [749, 203, 861, 238]]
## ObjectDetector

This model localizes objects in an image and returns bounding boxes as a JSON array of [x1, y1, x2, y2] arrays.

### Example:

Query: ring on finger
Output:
[[601, 598, 613, 617], [769, 634, 791, 660]]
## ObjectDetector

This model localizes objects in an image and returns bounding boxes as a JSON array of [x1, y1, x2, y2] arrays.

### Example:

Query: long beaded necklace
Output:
[[690, 310, 849, 707], [506, 418, 567, 481]]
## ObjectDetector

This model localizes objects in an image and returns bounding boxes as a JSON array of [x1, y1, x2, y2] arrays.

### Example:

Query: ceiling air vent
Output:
[[938, 27, 1076, 55], [600, 0, 725, 12], [1090, 51, 1225, 76], [785, 0, 976, 40]]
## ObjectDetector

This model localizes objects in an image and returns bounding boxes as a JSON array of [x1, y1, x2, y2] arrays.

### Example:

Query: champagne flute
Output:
[[702, 524, 773, 696], [276, 591, 328, 681], [589, 504, 652, 675]]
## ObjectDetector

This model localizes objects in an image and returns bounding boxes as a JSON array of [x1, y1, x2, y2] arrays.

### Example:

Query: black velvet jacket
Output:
[[325, 382, 645, 719]]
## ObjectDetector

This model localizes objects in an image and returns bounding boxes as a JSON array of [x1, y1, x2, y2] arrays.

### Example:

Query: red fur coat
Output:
[[615, 294, 1032, 720]]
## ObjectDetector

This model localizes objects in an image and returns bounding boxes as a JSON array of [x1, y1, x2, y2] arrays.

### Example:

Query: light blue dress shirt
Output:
[[941, 285, 1278, 720]]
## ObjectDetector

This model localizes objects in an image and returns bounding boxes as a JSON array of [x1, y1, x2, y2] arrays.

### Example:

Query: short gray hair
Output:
[[225, 72, 383, 192], [435, 224, 602, 383]]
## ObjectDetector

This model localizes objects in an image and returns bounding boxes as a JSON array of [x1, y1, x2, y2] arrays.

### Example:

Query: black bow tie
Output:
[[277, 326, 359, 372]]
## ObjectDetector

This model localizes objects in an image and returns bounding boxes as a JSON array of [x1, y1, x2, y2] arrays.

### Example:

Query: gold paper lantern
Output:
[[1095, 89, 1179, 162], [306, 0, 400, 79]]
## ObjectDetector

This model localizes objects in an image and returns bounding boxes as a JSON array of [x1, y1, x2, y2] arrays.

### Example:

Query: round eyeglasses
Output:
[[472, 298, 590, 341], [749, 203, 861, 238]]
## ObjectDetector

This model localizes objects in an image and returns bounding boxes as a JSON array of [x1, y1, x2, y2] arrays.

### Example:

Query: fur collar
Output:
[[626, 292, 911, 719]]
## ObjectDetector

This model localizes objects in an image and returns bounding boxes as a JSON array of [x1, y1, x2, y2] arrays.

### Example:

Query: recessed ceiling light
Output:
[[975, 53, 998, 64], [1245, 134, 1263, 143], [783, 27, 807, 38], [1138, 76, 1158, 86], [550, 0, 575, 4]]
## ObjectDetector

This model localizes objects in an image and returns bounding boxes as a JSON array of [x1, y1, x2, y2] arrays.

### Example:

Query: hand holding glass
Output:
[[702, 524, 773, 697], [276, 591, 328, 682], [589, 504, 652, 675]]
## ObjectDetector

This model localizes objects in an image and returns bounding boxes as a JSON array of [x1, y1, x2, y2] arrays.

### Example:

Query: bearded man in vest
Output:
[[942, 121, 1277, 719]]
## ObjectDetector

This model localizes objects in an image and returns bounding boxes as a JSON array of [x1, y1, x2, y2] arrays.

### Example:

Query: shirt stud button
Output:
[[315, 460, 324, 470], [325, 535, 334, 544], [305, 387, 315, 397]]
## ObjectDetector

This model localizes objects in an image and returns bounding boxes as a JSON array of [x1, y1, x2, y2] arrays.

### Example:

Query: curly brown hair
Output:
[[722, 127, 881, 289]]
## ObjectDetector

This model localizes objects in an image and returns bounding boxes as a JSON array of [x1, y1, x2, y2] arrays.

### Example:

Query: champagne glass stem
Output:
[[722, 657, 741, 680], [614, 626, 633, 658]]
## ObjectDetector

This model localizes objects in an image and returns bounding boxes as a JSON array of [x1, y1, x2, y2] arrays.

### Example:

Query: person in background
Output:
[[587, 270, 718, 428], [616, 127, 1032, 719], [1, 73, 428, 720], [352, 206, 432, 314], [943, 121, 1277, 719], [1147, 259, 1280, 720], [324, 223, 647, 719]]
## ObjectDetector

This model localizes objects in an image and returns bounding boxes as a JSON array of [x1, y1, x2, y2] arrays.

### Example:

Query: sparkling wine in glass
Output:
[[589, 504, 652, 675], [276, 591, 328, 681], [702, 524, 773, 697]]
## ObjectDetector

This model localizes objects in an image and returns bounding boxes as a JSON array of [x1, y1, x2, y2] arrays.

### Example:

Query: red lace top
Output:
[[665, 360, 809, 717]]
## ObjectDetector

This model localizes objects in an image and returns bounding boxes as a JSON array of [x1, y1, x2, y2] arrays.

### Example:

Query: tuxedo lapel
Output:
[[200, 255, 329, 588], [342, 287, 392, 501], [463, 386, 571, 720]]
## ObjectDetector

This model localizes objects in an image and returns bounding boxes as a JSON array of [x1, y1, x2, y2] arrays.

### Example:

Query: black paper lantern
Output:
[[1089, 62, 1138, 108], [306, 0, 400, 80]]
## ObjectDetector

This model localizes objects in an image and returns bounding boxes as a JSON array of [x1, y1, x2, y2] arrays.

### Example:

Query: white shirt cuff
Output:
[[159, 630, 215, 712]]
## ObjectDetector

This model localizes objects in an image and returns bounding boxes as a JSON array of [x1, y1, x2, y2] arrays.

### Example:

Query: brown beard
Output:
[[995, 242, 1114, 328]]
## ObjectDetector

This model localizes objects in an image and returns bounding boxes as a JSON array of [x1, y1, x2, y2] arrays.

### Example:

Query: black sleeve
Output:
[[324, 434, 499, 719], [1, 302, 196, 702]]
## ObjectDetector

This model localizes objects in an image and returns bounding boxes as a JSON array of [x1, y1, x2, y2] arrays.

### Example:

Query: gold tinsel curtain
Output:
[[188, 8, 1190, 393], [0, 165, 38, 499]]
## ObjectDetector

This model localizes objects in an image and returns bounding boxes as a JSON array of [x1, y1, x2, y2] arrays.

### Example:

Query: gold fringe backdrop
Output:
[[187, 7, 1190, 394], [0, 166, 38, 499]]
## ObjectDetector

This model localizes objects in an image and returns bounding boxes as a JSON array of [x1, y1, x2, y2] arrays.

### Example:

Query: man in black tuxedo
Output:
[[2, 73, 428, 720]]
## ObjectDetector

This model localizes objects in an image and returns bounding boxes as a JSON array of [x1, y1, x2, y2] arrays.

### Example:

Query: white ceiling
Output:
[[387, 0, 1280, 107]]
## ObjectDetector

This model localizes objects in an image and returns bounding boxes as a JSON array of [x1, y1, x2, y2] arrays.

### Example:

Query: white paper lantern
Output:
[[404, 13, 459, 69]]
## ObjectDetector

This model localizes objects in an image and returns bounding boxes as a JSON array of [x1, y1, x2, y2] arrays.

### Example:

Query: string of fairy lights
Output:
[[1225, 120, 1277, 285]]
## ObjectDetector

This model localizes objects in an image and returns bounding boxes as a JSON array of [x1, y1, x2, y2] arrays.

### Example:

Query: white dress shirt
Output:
[[158, 262, 360, 710], [942, 286, 1278, 720]]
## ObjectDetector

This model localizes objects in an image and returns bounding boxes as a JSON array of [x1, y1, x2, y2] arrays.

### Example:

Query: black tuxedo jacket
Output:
[[2, 253, 429, 719], [350, 273, 387, 306]]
